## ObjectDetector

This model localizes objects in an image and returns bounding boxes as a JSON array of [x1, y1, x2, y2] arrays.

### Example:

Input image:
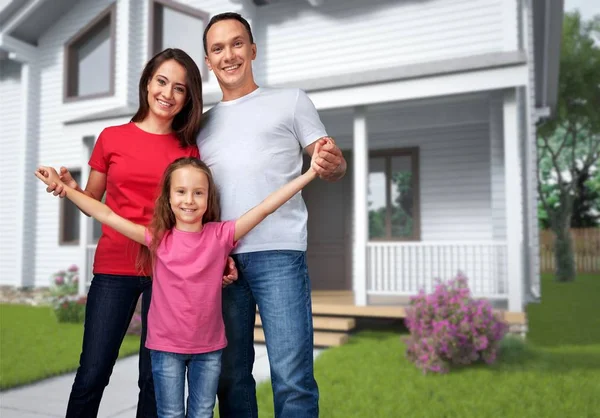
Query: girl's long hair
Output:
[[131, 48, 203, 148], [136, 157, 220, 274]]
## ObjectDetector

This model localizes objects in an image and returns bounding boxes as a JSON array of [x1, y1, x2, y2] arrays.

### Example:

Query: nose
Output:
[[161, 86, 174, 100], [185, 192, 194, 203], [224, 46, 235, 61]]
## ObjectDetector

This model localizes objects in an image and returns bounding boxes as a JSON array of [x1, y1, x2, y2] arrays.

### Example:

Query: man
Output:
[[197, 12, 347, 418]]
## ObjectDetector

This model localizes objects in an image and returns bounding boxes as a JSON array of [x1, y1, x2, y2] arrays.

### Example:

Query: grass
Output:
[[249, 273, 600, 417], [0, 304, 140, 390]]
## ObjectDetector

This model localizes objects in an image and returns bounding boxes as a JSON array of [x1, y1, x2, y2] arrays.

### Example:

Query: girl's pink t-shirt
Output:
[[145, 221, 237, 354]]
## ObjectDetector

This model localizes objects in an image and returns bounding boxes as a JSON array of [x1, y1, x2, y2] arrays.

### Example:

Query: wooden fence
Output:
[[540, 228, 600, 273]]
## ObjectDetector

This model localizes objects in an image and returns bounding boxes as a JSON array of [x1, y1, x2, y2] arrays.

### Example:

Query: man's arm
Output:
[[305, 136, 347, 182]]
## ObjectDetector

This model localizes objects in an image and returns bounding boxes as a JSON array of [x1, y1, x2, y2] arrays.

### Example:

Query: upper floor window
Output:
[[368, 148, 420, 241], [150, 0, 208, 78], [64, 5, 115, 101]]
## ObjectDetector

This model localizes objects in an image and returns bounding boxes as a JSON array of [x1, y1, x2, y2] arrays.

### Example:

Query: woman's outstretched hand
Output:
[[35, 166, 63, 188]]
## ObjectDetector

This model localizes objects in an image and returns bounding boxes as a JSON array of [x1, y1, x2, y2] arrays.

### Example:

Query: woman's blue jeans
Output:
[[217, 250, 319, 418], [151, 349, 222, 418], [65, 274, 156, 418]]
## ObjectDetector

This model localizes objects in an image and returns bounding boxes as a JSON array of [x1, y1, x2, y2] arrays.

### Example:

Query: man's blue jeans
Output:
[[66, 274, 156, 418], [217, 250, 319, 418], [151, 350, 222, 418]]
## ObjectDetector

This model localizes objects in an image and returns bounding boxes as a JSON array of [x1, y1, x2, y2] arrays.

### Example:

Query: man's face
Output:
[[205, 19, 256, 92]]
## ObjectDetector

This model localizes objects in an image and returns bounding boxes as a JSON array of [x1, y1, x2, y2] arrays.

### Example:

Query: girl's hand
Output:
[[46, 166, 77, 198], [35, 166, 63, 188], [311, 136, 346, 181], [310, 138, 328, 174]]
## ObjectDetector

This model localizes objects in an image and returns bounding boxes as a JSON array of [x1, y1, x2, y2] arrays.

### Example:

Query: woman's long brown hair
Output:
[[137, 157, 220, 274]]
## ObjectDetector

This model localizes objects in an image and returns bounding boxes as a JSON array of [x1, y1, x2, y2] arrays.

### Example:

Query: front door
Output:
[[303, 153, 353, 290]]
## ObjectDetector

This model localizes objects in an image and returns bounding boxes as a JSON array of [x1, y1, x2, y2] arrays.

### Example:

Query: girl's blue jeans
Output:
[[151, 349, 222, 418]]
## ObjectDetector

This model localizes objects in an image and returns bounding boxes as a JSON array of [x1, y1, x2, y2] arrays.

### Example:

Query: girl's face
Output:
[[169, 166, 209, 230], [146, 59, 188, 122]]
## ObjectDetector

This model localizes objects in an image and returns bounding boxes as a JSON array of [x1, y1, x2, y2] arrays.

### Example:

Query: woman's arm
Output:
[[36, 166, 146, 245], [234, 140, 327, 241]]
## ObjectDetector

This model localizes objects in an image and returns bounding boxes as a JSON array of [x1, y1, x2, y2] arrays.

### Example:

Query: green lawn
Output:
[[249, 274, 600, 417], [0, 304, 140, 390]]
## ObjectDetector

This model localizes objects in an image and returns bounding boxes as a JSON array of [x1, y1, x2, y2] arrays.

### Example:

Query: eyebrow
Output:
[[211, 35, 245, 48], [156, 74, 187, 88]]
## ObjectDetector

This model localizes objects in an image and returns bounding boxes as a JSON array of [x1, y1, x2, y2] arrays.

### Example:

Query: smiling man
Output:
[[197, 12, 346, 418]]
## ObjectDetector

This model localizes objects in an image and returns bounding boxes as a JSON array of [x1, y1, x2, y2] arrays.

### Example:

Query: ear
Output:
[[205, 56, 213, 72], [251, 44, 257, 60]]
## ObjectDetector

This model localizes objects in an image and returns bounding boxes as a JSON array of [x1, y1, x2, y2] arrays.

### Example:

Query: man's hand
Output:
[[311, 137, 347, 182], [222, 256, 239, 288]]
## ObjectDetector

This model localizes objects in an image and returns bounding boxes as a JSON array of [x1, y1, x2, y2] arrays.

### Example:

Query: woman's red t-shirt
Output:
[[88, 122, 200, 276]]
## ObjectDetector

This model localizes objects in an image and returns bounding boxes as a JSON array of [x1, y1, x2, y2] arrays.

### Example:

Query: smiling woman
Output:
[[39, 48, 205, 418]]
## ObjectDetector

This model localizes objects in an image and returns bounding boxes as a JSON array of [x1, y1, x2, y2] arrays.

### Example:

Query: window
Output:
[[59, 170, 103, 245], [368, 148, 420, 240], [64, 5, 115, 100], [59, 170, 82, 245], [150, 0, 208, 77]]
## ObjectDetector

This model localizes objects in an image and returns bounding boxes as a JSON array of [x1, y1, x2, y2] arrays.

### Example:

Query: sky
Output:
[[564, 0, 600, 20]]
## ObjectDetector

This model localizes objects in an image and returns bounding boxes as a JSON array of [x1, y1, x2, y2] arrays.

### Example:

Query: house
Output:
[[0, 0, 562, 318]]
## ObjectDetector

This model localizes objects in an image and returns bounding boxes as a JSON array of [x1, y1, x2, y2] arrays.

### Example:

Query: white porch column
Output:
[[503, 89, 524, 312], [78, 136, 95, 296], [353, 106, 368, 306]]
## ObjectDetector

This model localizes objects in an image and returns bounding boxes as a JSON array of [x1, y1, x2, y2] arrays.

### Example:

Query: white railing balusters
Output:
[[366, 242, 509, 299]]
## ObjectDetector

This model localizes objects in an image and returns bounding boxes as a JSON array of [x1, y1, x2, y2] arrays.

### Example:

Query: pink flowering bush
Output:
[[50, 265, 85, 322], [404, 273, 508, 374], [54, 295, 87, 323], [50, 265, 80, 297]]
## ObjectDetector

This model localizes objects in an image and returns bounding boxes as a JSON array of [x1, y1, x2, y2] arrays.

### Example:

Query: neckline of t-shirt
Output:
[[217, 87, 263, 107], [129, 122, 176, 137], [173, 226, 205, 235]]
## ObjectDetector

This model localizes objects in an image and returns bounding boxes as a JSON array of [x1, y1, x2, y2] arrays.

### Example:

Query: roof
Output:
[[0, 0, 79, 45]]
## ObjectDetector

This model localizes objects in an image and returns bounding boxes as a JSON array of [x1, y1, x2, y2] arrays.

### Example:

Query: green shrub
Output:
[[53, 296, 86, 323]]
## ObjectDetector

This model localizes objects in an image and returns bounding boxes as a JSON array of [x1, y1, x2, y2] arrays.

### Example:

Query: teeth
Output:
[[224, 65, 239, 71], [158, 100, 172, 107]]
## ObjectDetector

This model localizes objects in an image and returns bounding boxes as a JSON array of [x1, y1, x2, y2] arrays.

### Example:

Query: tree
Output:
[[537, 11, 600, 282]]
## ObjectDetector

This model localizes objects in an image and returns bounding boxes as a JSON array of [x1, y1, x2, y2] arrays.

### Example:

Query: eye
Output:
[[212, 46, 222, 53], [157, 78, 166, 85], [234, 41, 243, 47], [195, 191, 203, 196], [175, 86, 186, 94]]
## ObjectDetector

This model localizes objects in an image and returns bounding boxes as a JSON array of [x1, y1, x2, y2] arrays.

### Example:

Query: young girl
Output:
[[35, 143, 326, 417]]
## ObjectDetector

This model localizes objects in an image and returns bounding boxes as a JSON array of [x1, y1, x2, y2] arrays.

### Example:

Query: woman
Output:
[[46, 48, 236, 417]]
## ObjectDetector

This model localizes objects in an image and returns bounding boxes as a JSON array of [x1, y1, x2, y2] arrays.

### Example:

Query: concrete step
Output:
[[253, 327, 349, 347], [254, 314, 355, 331]]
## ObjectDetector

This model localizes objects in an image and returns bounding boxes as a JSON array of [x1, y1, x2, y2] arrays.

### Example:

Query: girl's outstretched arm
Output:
[[234, 140, 326, 241], [35, 166, 146, 245]]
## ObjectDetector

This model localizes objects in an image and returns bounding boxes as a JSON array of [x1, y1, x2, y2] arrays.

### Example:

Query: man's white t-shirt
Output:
[[197, 87, 327, 254]]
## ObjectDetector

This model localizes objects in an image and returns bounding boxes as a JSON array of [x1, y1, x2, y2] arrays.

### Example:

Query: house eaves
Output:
[[66, 51, 526, 125], [0, 0, 80, 45], [532, 0, 564, 115]]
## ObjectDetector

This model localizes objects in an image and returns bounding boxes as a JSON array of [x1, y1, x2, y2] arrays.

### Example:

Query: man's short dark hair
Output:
[[203, 12, 254, 56]]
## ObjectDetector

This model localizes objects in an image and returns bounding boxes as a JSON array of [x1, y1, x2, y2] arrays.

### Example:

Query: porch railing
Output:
[[366, 241, 508, 299]]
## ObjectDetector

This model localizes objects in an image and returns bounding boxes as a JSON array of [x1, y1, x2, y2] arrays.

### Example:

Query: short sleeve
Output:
[[292, 89, 328, 149], [214, 221, 238, 253], [89, 130, 108, 173]]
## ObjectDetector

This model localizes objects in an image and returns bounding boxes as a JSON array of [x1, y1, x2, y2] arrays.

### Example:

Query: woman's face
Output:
[[146, 59, 188, 122]]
